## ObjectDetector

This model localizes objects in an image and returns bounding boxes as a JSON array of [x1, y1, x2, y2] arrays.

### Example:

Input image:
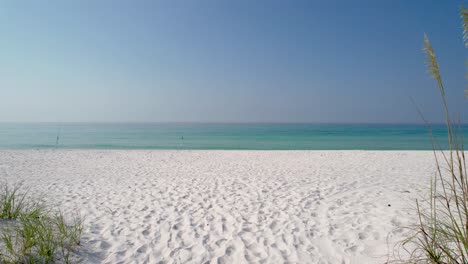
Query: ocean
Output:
[[0, 123, 462, 150]]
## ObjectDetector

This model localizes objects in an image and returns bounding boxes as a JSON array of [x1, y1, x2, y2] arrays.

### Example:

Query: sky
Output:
[[0, 0, 467, 123]]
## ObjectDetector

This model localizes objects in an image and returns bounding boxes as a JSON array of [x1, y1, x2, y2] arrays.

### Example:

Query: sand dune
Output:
[[0, 150, 434, 263]]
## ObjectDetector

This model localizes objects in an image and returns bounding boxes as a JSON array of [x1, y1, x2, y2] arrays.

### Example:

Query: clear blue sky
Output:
[[0, 0, 466, 123]]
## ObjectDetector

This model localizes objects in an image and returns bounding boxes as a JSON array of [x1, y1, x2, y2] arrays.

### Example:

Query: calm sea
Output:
[[0, 123, 462, 150]]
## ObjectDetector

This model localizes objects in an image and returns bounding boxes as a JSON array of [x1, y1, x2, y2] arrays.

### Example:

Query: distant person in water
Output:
[[55, 127, 61, 148]]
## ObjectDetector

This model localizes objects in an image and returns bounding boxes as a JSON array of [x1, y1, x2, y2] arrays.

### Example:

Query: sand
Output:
[[0, 150, 435, 263]]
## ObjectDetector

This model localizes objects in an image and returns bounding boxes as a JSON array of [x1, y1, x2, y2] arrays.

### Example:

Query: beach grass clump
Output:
[[0, 184, 83, 263], [400, 6, 468, 263], [0, 185, 41, 220]]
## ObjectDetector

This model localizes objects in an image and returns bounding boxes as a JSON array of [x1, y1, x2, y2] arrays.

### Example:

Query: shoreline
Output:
[[0, 148, 445, 151]]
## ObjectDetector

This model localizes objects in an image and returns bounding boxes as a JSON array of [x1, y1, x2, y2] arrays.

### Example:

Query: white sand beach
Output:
[[0, 150, 435, 263]]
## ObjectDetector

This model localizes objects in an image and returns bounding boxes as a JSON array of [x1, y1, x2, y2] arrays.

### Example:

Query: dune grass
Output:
[[0, 185, 43, 221], [400, 6, 468, 263], [0, 184, 83, 264]]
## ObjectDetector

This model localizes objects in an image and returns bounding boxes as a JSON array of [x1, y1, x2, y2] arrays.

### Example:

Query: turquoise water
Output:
[[0, 123, 463, 150]]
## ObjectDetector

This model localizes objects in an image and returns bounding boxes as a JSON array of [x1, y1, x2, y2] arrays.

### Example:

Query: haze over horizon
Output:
[[0, 0, 467, 123]]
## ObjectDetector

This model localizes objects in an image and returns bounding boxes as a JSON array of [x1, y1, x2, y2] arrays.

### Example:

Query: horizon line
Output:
[[0, 121, 463, 126]]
